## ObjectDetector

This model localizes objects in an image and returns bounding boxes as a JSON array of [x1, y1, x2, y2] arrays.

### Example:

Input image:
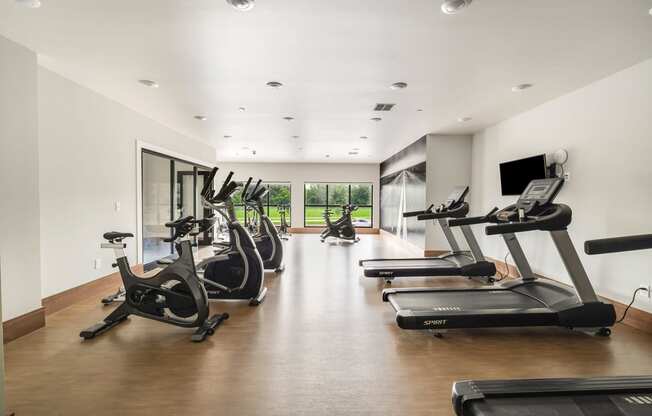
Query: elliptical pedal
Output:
[[191, 313, 229, 342]]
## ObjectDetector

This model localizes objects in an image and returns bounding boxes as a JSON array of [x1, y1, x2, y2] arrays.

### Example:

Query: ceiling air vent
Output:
[[374, 103, 395, 112]]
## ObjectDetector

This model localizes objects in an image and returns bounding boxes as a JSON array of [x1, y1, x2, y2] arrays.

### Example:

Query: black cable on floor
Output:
[[495, 251, 511, 282], [617, 287, 648, 324]]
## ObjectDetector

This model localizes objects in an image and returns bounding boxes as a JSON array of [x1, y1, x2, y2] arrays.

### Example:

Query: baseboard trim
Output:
[[42, 265, 143, 316], [3, 307, 45, 344], [289, 227, 379, 234], [488, 256, 652, 334], [4, 265, 143, 344]]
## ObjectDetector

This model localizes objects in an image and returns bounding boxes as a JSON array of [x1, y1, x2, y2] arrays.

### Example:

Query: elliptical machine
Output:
[[199, 168, 268, 305], [277, 204, 291, 240], [320, 204, 360, 243], [80, 217, 229, 342], [243, 179, 285, 272]]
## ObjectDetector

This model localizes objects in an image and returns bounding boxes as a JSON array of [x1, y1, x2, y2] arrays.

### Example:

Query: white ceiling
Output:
[[1, 0, 651, 163]]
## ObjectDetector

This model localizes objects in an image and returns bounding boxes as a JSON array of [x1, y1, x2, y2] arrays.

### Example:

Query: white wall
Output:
[[215, 162, 380, 228], [425, 134, 473, 251], [471, 58, 652, 312], [38, 67, 216, 298], [0, 36, 42, 320]]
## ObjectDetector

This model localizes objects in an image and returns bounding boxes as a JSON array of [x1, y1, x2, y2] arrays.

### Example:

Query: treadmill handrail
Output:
[[403, 204, 435, 218], [585, 234, 652, 255], [448, 207, 499, 227], [417, 203, 469, 220]]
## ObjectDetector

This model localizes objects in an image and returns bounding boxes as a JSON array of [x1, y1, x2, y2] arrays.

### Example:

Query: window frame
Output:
[[232, 182, 292, 226], [303, 182, 373, 228]]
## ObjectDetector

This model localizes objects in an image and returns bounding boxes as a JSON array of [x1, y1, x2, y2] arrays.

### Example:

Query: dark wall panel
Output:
[[380, 149, 427, 249]]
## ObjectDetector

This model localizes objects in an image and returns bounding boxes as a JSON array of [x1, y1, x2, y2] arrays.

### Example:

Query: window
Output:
[[232, 182, 291, 226], [304, 183, 373, 228]]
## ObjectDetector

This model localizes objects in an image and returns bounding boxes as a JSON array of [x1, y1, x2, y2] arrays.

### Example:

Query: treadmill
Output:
[[382, 178, 616, 334], [359, 186, 496, 284], [452, 233, 652, 416]]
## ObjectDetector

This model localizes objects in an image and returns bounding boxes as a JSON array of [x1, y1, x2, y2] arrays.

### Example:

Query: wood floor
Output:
[[6, 235, 652, 415]]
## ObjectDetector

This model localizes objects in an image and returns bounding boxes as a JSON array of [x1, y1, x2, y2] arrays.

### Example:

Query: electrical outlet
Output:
[[563, 172, 570, 182], [94, 258, 102, 270], [639, 284, 652, 299], [114, 201, 121, 212]]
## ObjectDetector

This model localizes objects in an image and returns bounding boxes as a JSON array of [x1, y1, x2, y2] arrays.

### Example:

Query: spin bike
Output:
[[101, 168, 267, 307], [80, 216, 229, 342], [320, 204, 360, 243]]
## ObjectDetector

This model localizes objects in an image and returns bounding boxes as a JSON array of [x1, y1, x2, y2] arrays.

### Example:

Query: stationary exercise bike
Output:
[[320, 204, 360, 243], [199, 168, 268, 305], [243, 179, 285, 272], [277, 204, 291, 240], [80, 216, 229, 342]]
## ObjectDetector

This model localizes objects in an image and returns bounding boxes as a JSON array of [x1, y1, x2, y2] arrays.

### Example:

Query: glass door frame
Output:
[[136, 141, 213, 264]]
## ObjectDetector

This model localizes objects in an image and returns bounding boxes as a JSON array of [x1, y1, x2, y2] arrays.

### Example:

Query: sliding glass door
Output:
[[141, 150, 211, 266], [142, 152, 173, 265]]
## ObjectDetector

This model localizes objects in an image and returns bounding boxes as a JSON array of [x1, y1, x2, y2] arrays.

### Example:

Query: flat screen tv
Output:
[[499, 154, 547, 196]]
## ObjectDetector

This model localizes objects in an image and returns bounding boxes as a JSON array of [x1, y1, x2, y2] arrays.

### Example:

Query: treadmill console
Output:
[[495, 178, 565, 223], [441, 186, 470, 210]]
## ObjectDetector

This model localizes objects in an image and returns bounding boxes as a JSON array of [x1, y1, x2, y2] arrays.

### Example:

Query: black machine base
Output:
[[80, 303, 229, 343], [453, 376, 652, 416]]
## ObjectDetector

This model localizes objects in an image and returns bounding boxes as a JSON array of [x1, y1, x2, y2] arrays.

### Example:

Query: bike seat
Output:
[[103, 232, 134, 241]]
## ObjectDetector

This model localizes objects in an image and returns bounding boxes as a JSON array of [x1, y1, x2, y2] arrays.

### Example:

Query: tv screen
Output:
[[499, 154, 547, 196]]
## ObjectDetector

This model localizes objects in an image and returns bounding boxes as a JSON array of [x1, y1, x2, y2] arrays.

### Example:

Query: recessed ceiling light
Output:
[[16, 0, 41, 8], [292, 135, 300, 139], [283, 116, 295, 121], [224, 135, 232, 138], [370, 117, 382, 122], [238, 106, 246, 112], [360, 136, 368, 139], [390, 82, 408, 90], [226, 0, 255, 11], [457, 116, 472, 122], [417, 109, 424, 112], [512, 83, 534, 92], [266, 81, 283, 88], [194, 115, 207, 121], [138, 79, 159, 88], [348, 152, 359, 156], [441, 0, 473, 15]]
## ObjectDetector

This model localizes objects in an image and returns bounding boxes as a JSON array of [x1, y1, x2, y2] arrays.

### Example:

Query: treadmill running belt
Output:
[[362, 259, 456, 269], [389, 290, 545, 311]]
